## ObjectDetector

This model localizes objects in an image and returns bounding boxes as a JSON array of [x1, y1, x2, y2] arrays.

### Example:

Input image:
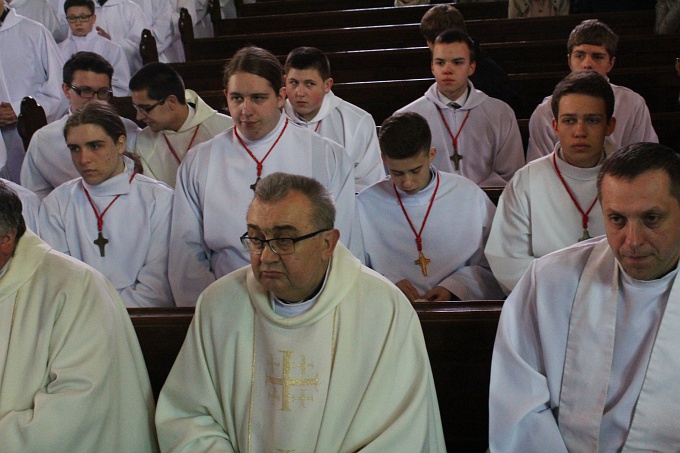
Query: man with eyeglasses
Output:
[[156, 172, 446, 452], [20, 51, 140, 199], [58, 0, 130, 97], [129, 62, 233, 187], [0, 0, 67, 182]]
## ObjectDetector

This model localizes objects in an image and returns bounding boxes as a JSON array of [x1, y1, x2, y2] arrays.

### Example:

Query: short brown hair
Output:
[[567, 19, 618, 58], [420, 4, 466, 43], [550, 70, 615, 121], [284, 47, 331, 81], [379, 112, 431, 160]]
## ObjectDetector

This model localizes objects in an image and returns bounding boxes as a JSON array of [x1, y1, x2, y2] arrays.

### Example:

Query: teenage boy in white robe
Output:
[[21, 51, 140, 199], [355, 112, 503, 302], [4, 0, 66, 42], [486, 70, 616, 294], [39, 102, 174, 307], [526, 19, 657, 162], [0, 180, 158, 452], [58, 0, 130, 96], [283, 46, 384, 192], [490, 142, 680, 452], [169, 46, 355, 307], [156, 172, 446, 452], [54, 0, 149, 73], [130, 62, 233, 187], [0, 1, 67, 182], [396, 29, 524, 187]]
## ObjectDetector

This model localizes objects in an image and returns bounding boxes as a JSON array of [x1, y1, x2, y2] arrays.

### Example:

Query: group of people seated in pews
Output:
[[2, 0, 679, 450]]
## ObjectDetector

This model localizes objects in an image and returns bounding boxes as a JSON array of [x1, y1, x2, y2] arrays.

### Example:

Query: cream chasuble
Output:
[[156, 243, 445, 452], [558, 239, 680, 452], [250, 306, 336, 451], [0, 231, 157, 452]]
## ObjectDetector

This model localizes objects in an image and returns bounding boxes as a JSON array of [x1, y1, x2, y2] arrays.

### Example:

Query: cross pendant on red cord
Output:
[[94, 231, 109, 257], [450, 150, 463, 171]]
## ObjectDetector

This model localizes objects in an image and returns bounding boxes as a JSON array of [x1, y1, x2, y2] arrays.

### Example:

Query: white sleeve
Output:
[[168, 152, 216, 306], [488, 263, 569, 452], [38, 192, 71, 255], [350, 114, 385, 192], [526, 100, 556, 163], [485, 174, 534, 295], [438, 197, 504, 300], [324, 139, 356, 248], [483, 106, 525, 186], [21, 133, 54, 200], [14, 27, 66, 122], [119, 186, 174, 307]]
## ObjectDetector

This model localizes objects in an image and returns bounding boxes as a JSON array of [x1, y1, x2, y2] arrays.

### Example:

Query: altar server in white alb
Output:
[[21, 51, 140, 199], [486, 70, 616, 294], [396, 29, 524, 187], [5, 0, 65, 42], [157, 172, 445, 452], [0, 1, 66, 181], [130, 62, 233, 187], [355, 112, 503, 302], [39, 102, 174, 307], [283, 47, 385, 192], [0, 131, 40, 232], [526, 19, 657, 162], [58, 0, 130, 96], [490, 142, 680, 452], [54, 0, 149, 73], [169, 46, 355, 306], [0, 181, 158, 452]]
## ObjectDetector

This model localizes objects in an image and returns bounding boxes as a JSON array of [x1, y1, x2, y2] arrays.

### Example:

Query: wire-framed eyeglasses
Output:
[[132, 97, 167, 115], [68, 84, 112, 100], [66, 14, 94, 23], [240, 229, 330, 255]]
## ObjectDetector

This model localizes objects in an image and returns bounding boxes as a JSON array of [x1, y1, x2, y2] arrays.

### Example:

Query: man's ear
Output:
[[321, 229, 340, 259], [0, 229, 17, 258]]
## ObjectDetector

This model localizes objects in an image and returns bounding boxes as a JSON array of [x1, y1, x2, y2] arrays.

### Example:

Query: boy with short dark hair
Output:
[[526, 19, 657, 161], [58, 0, 130, 96], [396, 29, 524, 187], [487, 70, 617, 294], [283, 46, 384, 192], [130, 62, 233, 187], [354, 111, 503, 302]]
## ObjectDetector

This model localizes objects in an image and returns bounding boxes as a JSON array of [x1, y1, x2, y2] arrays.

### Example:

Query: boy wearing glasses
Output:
[[354, 112, 503, 302], [58, 0, 130, 96], [156, 172, 445, 452], [21, 51, 140, 199], [130, 62, 233, 187]]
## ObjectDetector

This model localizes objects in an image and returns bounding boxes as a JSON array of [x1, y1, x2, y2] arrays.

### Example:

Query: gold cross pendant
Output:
[[414, 251, 431, 277]]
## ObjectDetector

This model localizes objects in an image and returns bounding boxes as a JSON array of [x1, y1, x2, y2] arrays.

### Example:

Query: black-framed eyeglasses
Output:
[[240, 229, 330, 255], [132, 98, 167, 115], [68, 84, 112, 100], [65, 14, 94, 23]]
